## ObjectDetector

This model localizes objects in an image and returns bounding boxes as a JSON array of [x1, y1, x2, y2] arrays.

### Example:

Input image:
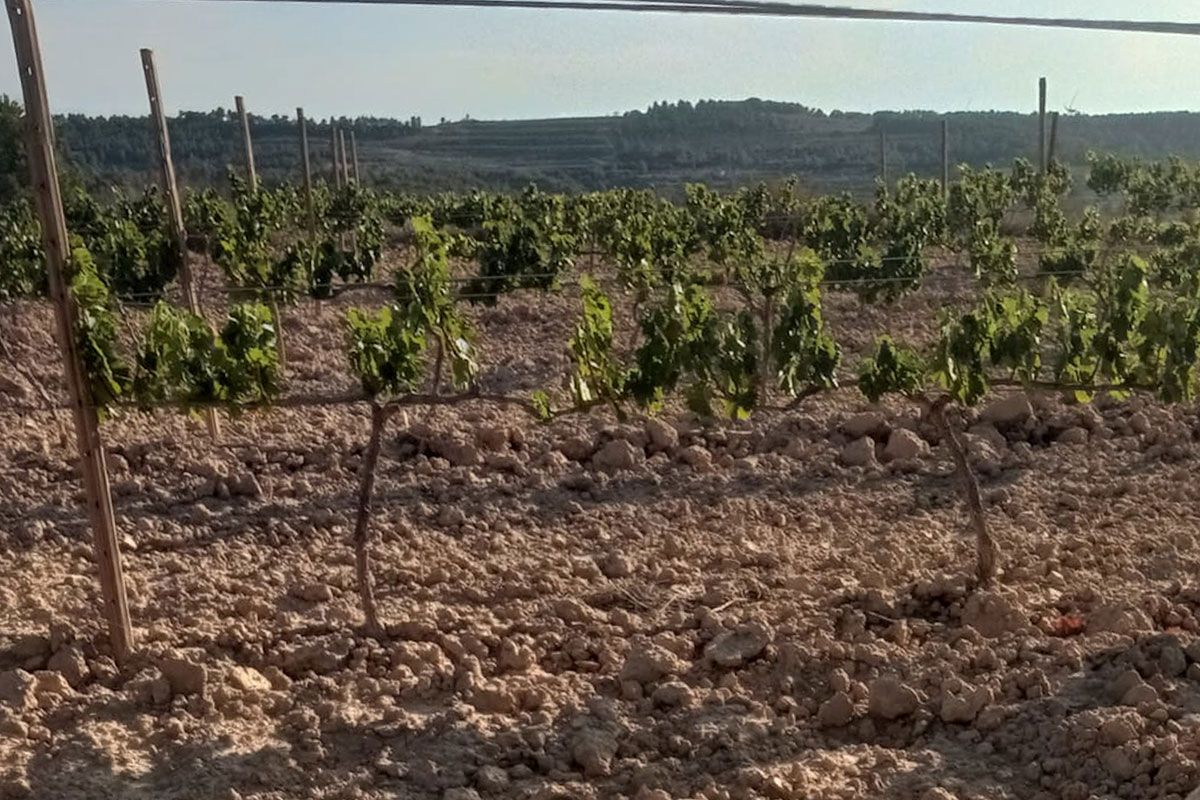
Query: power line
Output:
[[181, 0, 1200, 37]]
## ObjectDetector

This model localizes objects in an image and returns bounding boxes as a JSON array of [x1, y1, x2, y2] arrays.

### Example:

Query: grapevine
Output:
[[24, 149, 1200, 628]]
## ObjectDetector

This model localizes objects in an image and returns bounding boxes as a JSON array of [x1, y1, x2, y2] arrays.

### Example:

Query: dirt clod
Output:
[[159, 654, 208, 696], [867, 676, 920, 720], [704, 622, 770, 668]]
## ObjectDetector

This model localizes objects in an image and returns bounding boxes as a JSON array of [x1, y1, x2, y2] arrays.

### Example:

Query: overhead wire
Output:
[[180, 0, 1200, 38]]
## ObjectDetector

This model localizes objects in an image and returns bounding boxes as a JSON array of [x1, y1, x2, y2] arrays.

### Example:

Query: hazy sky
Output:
[[2, 0, 1199, 120]]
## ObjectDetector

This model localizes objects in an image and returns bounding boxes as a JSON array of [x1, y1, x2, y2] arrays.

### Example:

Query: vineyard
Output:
[[7, 131, 1200, 797], [6, 2, 1200, 799], [13, 152, 1200, 596]]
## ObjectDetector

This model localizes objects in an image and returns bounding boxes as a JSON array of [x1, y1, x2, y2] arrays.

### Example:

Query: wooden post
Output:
[[339, 127, 358, 255], [1048, 112, 1060, 167], [878, 129, 888, 187], [941, 118, 950, 198], [297, 107, 316, 237], [350, 129, 361, 184], [7, 0, 134, 664], [1038, 77, 1047, 174], [235, 94, 257, 192], [338, 127, 350, 185], [331, 123, 343, 189], [141, 48, 220, 440]]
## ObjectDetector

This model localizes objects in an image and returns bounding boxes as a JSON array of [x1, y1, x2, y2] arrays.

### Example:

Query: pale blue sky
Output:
[[3, 0, 1199, 120]]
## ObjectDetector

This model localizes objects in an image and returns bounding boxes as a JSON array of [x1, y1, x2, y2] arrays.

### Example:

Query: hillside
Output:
[[53, 98, 1200, 196]]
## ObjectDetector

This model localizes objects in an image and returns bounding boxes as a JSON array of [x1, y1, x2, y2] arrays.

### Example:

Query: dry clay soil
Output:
[[3, 265, 1200, 800]]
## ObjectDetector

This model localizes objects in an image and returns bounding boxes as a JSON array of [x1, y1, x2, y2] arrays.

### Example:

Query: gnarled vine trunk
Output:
[[353, 402, 392, 637], [931, 396, 999, 585]]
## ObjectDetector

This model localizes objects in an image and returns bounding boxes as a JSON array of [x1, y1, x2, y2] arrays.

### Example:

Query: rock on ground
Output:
[[961, 592, 1025, 639], [844, 412, 888, 439], [644, 418, 679, 452], [704, 623, 770, 668], [1090, 604, 1154, 636], [46, 645, 88, 688], [840, 437, 876, 467], [981, 394, 1033, 427], [0, 670, 36, 712], [592, 440, 645, 472], [817, 691, 856, 728], [571, 728, 618, 777], [868, 676, 920, 720], [940, 682, 992, 724], [620, 640, 687, 685], [883, 429, 929, 462], [159, 655, 207, 696]]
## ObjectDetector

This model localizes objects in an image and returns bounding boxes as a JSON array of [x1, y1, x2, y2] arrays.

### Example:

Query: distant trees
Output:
[[0, 96, 26, 204], [1, 98, 1199, 197]]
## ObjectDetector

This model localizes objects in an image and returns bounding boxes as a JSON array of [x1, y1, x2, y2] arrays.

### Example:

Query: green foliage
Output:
[[69, 246, 131, 413], [133, 301, 279, 408], [183, 188, 232, 254], [324, 183, 384, 283], [807, 183, 939, 302], [469, 188, 579, 303], [1087, 152, 1131, 196], [1137, 290, 1200, 403], [770, 256, 840, 397], [1106, 214, 1162, 247], [202, 175, 385, 304], [34, 154, 1200, 432], [598, 190, 701, 292], [966, 220, 1018, 287], [1148, 232, 1200, 289], [0, 200, 45, 300], [1029, 190, 1101, 281], [1094, 152, 1200, 214], [934, 308, 996, 406], [627, 282, 718, 410], [705, 312, 759, 420], [932, 289, 1049, 405], [1091, 254, 1149, 381], [1014, 158, 1101, 281], [1087, 152, 1187, 215], [346, 306, 426, 398], [947, 165, 1014, 239], [212, 176, 298, 299], [1012, 158, 1071, 205], [733, 242, 819, 300], [530, 389, 553, 421], [133, 301, 215, 405], [65, 188, 179, 299], [219, 303, 281, 403], [876, 175, 947, 246], [984, 292, 1047, 382], [567, 275, 625, 410], [858, 336, 924, 403], [1051, 286, 1098, 395], [396, 216, 477, 389], [684, 184, 759, 272], [799, 194, 873, 266], [0, 96, 27, 205]]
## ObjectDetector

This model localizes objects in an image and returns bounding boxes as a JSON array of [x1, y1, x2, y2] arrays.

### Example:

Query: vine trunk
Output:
[[931, 396, 999, 585], [353, 402, 392, 637]]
